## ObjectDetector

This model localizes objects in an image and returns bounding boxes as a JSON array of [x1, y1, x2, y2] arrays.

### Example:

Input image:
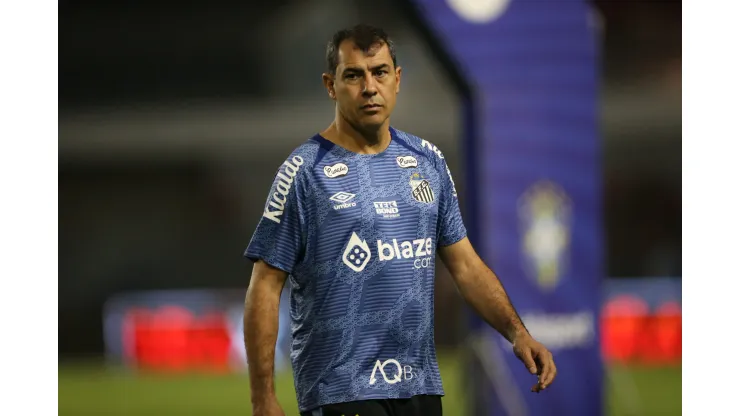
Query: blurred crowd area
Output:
[[59, 0, 680, 358]]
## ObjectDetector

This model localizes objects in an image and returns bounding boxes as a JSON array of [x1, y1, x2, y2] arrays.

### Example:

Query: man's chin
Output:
[[357, 114, 387, 130]]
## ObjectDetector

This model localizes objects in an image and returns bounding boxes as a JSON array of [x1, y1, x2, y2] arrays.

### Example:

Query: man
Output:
[[243, 24, 556, 416]]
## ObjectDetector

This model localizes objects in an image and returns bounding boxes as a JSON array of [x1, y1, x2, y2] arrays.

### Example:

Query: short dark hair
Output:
[[326, 24, 397, 75]]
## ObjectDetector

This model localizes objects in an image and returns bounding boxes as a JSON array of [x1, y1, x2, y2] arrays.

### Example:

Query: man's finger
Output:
[[535, 351, 552, 389], [531, 378, 545, 393], [537, 352, 556, 389], [544, 355, 557, 387], [520, 348, 537, 374]]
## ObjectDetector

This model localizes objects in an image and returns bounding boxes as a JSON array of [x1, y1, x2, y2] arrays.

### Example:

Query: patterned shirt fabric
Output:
[[245, 127, 467, 412]]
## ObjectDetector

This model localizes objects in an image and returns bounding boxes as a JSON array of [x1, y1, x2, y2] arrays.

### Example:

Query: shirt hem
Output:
[[298, 389, 446, 413]]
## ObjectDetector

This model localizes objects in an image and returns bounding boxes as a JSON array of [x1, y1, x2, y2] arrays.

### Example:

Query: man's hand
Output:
[[438, 239, 557, 393], [512, 334, 557, 393], [252, 396, 286, 416]]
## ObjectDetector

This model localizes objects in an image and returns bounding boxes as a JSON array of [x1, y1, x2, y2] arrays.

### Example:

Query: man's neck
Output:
[[322, 113, 392, 155]]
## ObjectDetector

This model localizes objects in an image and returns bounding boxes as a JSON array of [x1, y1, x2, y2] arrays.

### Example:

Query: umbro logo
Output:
[[330, 192, 357, 210], [330, 192, 356, 203]]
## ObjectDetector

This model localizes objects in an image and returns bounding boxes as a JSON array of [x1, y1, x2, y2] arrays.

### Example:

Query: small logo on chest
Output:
[[330, 192, 357, 210], [409, 173, 435, 203], [374, 201, 400, 219], [396, 156, 418, 168], [324, 163, 349, 178]]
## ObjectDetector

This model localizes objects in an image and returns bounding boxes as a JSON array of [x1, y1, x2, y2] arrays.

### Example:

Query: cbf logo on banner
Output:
[[404, 0, 604, 415]]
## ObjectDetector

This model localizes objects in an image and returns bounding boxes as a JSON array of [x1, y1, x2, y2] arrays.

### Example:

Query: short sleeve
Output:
[[437, 158, 467, 247], [244, 154, 308, 274]]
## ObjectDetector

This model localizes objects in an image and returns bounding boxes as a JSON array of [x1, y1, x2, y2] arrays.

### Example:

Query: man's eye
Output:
[[375, 71, 388, 77]]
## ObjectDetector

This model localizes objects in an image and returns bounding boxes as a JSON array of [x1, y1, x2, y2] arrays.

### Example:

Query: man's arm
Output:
[[438, 237, 557, 391], [244, 260, 288, 414], [438, 237, 527, 342]]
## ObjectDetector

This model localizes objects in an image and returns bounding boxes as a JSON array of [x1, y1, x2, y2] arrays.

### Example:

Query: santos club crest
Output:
[[409, 173, 435, 203]]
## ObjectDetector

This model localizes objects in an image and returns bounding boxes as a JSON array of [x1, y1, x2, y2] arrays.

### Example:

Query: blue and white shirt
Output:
[[245, 127, 467, 412]]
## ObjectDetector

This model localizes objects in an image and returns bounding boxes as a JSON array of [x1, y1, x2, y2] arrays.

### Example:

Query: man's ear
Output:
[[395, 66, 402, 94], [322, 73, 336, 100]]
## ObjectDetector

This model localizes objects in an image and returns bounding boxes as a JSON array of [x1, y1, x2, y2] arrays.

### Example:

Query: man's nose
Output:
[[362, 74, 378, 96]]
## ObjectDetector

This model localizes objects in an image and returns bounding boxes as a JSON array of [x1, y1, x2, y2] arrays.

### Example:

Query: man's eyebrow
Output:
[[370, 64, 391, 71], [342, 64, 391, 74], [342, 67, 364, 74]]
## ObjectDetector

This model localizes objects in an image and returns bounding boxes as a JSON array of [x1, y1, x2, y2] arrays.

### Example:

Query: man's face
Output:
[[324, 40, 401, 132]]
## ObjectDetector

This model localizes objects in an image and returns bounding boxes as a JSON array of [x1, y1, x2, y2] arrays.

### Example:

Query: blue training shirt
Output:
[[244, 127, 467, 412]]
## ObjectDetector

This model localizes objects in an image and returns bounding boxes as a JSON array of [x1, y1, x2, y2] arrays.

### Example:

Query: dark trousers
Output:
[[301, 394, 443, 416]]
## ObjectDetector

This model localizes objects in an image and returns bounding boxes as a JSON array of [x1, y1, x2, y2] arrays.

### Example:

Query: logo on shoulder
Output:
[[342, 232, 372, 272], [330, 192, 357, 210], [409, 173, 435, 203], [324, 163, 349, 178], [396, 156, 418, 168], [421, 139, 457, 198], [446, 165, 458, 198], [263, 156, 304, 224], [421, 139, 444, 159]]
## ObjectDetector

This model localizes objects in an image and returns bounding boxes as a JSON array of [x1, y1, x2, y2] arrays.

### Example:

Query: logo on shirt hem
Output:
[[370, 359, 414, 385]]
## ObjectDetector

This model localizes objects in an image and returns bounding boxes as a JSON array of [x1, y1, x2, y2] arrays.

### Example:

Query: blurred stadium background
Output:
[[58, 0, 681, 415]]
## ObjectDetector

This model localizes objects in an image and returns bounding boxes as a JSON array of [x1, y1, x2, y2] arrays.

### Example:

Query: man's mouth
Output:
[[362, 104, 382, 109]]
